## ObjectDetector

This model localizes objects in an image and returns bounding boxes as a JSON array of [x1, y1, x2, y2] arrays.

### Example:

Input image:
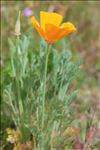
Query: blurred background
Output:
[[1, 1, 100, 124]]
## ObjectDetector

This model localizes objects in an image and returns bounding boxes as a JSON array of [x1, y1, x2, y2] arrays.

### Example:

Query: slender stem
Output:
[[16, 78, 23, 115], [42, 44, 51, 128], [10, 57, 16, 77], [15, 36, 23, 116], [41, 43, 52, 149]]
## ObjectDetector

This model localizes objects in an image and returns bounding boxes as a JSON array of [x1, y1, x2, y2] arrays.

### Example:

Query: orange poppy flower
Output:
[[31, 11, 76, 43]]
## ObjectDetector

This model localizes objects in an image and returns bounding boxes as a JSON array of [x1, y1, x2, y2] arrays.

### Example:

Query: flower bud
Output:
[[14, 11, 21, 36]]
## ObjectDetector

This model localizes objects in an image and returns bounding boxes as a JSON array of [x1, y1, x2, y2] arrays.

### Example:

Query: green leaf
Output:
[[8, 38, 16, 56]]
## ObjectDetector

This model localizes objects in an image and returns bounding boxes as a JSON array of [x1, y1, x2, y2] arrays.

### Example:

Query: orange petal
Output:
[[31, 16, 46, 39], [45, 23, 76, 42], [58, 22, 77, 39], [45, 24, 61, 42], [40, 11, 63, 31], [60, 22, 77, 32]]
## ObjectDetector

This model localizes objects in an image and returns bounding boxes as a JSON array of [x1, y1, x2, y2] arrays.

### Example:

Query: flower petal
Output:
[[45, 24, 61, 42], [45, 23, 76, 43], [31, 16, 46, 38], [60, 22, 77, 31], [40, 11, 63, 31]]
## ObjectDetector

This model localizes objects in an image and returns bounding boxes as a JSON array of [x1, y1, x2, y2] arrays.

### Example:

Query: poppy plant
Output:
[[31, 11, 76, 43]]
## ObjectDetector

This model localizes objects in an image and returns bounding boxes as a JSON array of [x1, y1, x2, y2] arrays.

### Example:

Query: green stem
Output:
[[16, 36, 23, 116], [16, 78, 23, 115], [10, 57, 16, 77], [42, 44, 51, 128], [41, 43, 51, 149]]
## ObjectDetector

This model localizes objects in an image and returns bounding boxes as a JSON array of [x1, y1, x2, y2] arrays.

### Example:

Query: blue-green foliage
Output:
[[1, 34, 80, 149]]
